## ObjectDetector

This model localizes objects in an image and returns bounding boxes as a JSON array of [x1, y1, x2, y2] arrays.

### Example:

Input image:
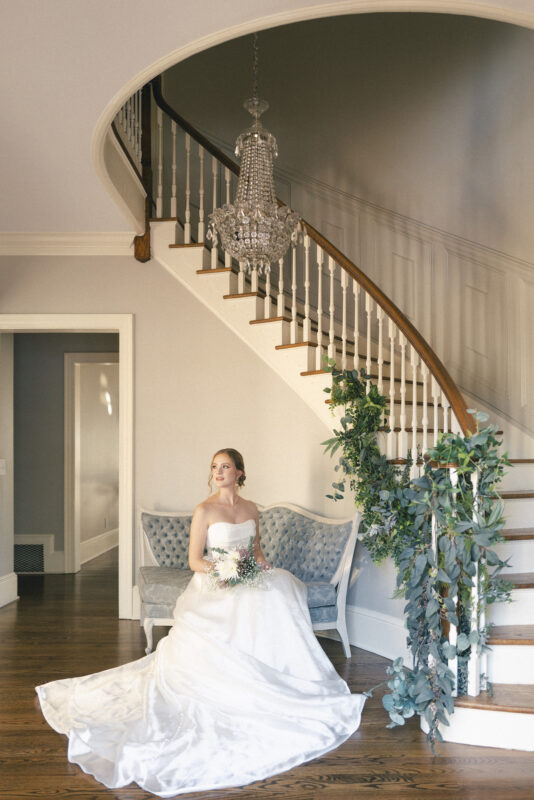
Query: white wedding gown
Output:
[[36, 519, 365, 797]]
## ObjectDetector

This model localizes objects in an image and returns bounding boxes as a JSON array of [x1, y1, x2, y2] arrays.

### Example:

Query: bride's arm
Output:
[[188, 507, 213, 574], [252, 506, 271, 568]]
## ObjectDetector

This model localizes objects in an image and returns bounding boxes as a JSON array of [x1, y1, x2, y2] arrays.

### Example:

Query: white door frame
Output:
[[64, 352, 119, 574], [0, 315, 134, 619]]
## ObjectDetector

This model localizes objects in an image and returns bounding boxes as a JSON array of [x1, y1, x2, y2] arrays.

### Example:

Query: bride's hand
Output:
[[257, 560, 272, 571]]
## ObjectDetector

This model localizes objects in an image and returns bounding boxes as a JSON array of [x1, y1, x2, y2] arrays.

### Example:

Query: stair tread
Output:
[[223, 292, 264, 299], [488, 625, 534, 645], [250, 316, 292, 325], [501, 490, 534, 499], [505, 573, 534, 588], [196, 268, 233, 274], [275, 341, 318, 350], [501, 528, 534, 540], [169, 242, 205, 248], [455, 684, 534, 714], [508, 459, 534, 464]]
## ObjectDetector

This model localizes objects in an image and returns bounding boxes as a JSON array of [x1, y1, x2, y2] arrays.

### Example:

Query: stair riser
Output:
[[488, 645, 534, 684], [487, 588, 534, 625], [423, 707, 534, 750], [493, 539, 534, 572], [502, 498, 534, 529], [501, 464, 534, 492]]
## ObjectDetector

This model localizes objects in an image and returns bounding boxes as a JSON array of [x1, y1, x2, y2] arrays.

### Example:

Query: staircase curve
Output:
[[111, 78, 534, 750], [115, 77, 475, 459]]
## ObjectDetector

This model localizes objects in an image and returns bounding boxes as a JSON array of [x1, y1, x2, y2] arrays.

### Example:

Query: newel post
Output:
[[134, 83, 153, 263]]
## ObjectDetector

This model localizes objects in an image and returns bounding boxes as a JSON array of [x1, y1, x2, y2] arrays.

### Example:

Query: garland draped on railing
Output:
[[323, 360, 512, 749]]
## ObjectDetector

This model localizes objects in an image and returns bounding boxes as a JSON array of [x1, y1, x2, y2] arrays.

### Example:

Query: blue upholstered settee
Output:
[[136, 503, 360, 658]]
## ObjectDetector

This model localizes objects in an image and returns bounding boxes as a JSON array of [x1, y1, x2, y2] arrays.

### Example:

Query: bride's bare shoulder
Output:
[[240, 498, 258, 517]]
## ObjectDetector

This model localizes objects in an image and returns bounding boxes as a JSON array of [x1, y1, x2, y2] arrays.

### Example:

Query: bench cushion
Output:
[[306, 581, 336, 608], [138, 566, 193, 604]]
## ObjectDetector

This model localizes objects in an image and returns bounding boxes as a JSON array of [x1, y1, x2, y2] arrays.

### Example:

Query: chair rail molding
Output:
[[0, 232, 135, 256], [0, 314, 134, 619]]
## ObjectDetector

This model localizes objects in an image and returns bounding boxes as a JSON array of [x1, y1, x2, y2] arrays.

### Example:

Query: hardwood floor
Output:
[[1, 549, 534, 800]]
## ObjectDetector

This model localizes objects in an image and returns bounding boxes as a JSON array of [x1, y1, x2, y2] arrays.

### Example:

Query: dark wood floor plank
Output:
[[1, 548, 534, 800]]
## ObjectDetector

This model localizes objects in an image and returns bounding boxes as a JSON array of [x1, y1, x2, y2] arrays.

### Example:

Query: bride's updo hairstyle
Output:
[[208, 448, 246, 490]]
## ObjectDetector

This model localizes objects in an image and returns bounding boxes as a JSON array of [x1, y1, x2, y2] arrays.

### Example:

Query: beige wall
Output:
[[0, 334, 14, 579], [79, 362, 119, 543], [0, 254, 403, 614]]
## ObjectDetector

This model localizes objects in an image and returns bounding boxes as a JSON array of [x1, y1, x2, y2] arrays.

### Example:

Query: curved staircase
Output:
[[111, 78, 534, 751]]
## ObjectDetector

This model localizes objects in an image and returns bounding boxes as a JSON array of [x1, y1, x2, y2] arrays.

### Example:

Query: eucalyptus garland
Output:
[[322, 359, 513, 749]]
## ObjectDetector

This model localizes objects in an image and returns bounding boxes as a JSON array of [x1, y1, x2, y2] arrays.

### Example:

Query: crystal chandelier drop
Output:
[[208, 33, 300, 273]]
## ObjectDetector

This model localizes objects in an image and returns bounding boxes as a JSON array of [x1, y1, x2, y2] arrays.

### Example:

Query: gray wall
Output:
[[0, 335, 14, 578], [165, 13, 534, 264], [14, 333, 119, 550]]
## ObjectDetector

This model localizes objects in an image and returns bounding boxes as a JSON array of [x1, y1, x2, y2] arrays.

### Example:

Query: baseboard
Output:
[[80, 528, 119, 564], [0, 572, 18, 608], [346, 604, 411, 663], [14, 534, 64, 572]]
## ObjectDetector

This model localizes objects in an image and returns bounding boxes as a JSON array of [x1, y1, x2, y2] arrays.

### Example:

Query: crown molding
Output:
[[0, 232, 135, 257]]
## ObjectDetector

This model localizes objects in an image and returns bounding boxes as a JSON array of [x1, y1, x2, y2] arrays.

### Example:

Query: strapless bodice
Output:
[[206, 518, 256, 552]]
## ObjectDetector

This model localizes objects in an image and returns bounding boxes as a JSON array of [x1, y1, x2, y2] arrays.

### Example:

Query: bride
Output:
[[36, 448, 365, 797]]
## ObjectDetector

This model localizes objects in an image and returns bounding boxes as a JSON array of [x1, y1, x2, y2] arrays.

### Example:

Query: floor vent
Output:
[[14, 544, 44, 573]]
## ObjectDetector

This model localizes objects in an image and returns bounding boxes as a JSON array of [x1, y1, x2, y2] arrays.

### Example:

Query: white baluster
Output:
[[277, 257, 285, 317], [431, 376, 440, 446], [170, 121, 177, 218], [410, 346, 419, 477], [387, 320, 396, 459], [184, 134, 191, 243], [398, 333, 407, 458], [303, 234, 311, 341], [136, 90, 142, 167], [328, 257, 336, 361], [250, 266, 258, 293], [421, 363, 429, 458], [198, 144, 205, 242], [365, 294, 372, 392], [448, 466, 459, 697], [224, 168, 231, 269], [238, 261, 245, 294], [341, 269, 348, 371], [211, 157, 218, 268], [156, 107, 163, 218], [442, 392, 450, 434], [376, 307, 384, 394], [316, 247, 324, 370], [290, 246, 298, 344], [264, 263, 272, 319], [468, 470, 481, 696], [353, 279, 360, 371]]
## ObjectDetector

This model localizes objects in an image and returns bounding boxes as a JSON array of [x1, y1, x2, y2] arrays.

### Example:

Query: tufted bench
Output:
[[136, 503, 360, 658]]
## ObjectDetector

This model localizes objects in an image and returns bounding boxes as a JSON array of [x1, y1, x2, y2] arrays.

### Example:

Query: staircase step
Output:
[[501, 490, 534, 500], [489, 625, 534, 645], [509, 459, 534, 464], [223, 292, 264, 300], [455, 684, 534, 714], [506, 573, 534, 589], [250, 316, 292, 325], [169, 242, 205, 249], [196, 267, 233, 275], [501, 528, 534, 541], [275, 341, 317, 350]]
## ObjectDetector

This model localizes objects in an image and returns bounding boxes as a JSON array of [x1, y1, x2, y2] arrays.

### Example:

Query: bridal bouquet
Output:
[[207, 536, 271, 589]]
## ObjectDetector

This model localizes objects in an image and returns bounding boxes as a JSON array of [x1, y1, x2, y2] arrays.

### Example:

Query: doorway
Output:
[[0, 314, 133, 619]]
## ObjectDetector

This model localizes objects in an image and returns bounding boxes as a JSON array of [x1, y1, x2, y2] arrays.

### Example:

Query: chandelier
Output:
[[208, 33, 300, 273]]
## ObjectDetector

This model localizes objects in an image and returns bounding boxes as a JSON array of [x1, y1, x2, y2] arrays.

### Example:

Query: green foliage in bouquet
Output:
[[322, 358, 512, 750]]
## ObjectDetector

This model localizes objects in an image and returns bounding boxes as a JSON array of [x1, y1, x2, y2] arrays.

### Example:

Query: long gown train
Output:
[[36, 519, 365, 797]]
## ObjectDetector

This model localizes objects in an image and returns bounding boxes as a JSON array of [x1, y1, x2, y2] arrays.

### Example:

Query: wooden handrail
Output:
[[150, 79, 475, 436]]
